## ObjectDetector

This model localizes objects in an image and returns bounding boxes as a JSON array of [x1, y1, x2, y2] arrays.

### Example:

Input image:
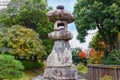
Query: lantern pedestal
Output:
[[44, 67, 77, 80]]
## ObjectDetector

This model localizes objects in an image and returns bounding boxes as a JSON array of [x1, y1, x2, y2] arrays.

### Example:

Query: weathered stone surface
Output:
[[43, 5, 78, 80], [44, 67, 78, 80], [48, 29, 73, 40], [32, 73, 86, 80], [46, 40, 72, 67], [47, 6, 75, 23], [54, 20, 68, 31]]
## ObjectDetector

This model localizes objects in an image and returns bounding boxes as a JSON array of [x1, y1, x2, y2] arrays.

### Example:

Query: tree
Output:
[[0, 25, 45, 60], [0, 54, 24, 80], [90, 33, 107, 50], [0, 0, 53, 55], [72, 47, 82, 65], [74, 0, 120, 52], [89, 48, 104, 64], [104, 41, 120, 65], [89, 33, 109, 60]]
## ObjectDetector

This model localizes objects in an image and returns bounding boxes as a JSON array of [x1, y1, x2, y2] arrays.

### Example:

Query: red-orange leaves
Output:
[[79, 52, 86, 59]]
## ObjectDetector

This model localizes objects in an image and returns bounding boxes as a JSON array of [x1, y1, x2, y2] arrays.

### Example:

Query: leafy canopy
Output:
[[0, 0, 53, 55], [90, 33, 106, 50], [0, 25, 45, 59], [74, 0, 120, 50]]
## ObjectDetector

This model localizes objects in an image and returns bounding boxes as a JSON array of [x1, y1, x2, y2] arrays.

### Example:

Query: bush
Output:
[[77, 62, 88, 74], [0, 25, 46, 59], [72, 47, 82, 65], [89, 56, 103, 64], [0, 54, 24, 80], [100, 75, 112, 80], [104, 49, 120, 65], [88, 49, 104, 64], [21, 61, 44, 70]]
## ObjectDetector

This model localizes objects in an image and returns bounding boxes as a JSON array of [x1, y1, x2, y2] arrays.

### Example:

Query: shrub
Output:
[[88, 49, 104, 64], [0, 25, 46, 59], [77, 62, 88, 74], [100, 75, 112, 80], [79, 52, 86, 59], [72, 47, 82, 65], [21, 61, 44, 70], [0, 54, 24, 80], [104, 49, 120, 65], [89, 56, 103, 64]]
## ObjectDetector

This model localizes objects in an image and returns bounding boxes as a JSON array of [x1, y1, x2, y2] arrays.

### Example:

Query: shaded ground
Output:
[[13, 68, 44, 80]]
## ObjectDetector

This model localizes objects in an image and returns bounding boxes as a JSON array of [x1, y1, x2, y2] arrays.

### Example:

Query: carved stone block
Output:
[[46, 40, 72, 67], [44, 67, 78, 80]]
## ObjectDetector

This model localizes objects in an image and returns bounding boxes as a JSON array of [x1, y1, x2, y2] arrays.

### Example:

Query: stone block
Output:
[[44, 67, 78, 80]]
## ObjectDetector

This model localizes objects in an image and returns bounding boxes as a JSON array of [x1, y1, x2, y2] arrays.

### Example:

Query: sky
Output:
[[47, 0, 97, 50]]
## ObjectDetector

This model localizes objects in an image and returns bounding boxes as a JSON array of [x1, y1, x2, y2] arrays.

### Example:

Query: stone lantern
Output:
[[43, 5, 77, 80]]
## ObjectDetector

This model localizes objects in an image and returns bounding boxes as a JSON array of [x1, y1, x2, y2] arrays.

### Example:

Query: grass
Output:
[[13, 68, 44, 80]]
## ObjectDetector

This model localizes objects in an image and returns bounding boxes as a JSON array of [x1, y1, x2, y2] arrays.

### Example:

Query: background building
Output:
[[0, 0, 10, 9]]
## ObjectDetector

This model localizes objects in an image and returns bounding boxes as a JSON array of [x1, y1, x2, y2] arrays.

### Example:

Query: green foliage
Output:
[[0, 54, 24, 80], [77, 62, 88, 74], [72, 47, 82, 65], [89, 56, 103, 64], [74, 0, 120, 51], [0, 0, 49, 29], [0, 0, 53, 55], [21, 61, 44, 70], [0, 25, 45, 59], [100, 75, 112, 80], [104, 49, 120, 65], [90, 33, 102, 49]]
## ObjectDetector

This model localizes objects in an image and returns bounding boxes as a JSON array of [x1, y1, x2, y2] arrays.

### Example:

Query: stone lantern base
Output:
[[44, 67, 78, 80]]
